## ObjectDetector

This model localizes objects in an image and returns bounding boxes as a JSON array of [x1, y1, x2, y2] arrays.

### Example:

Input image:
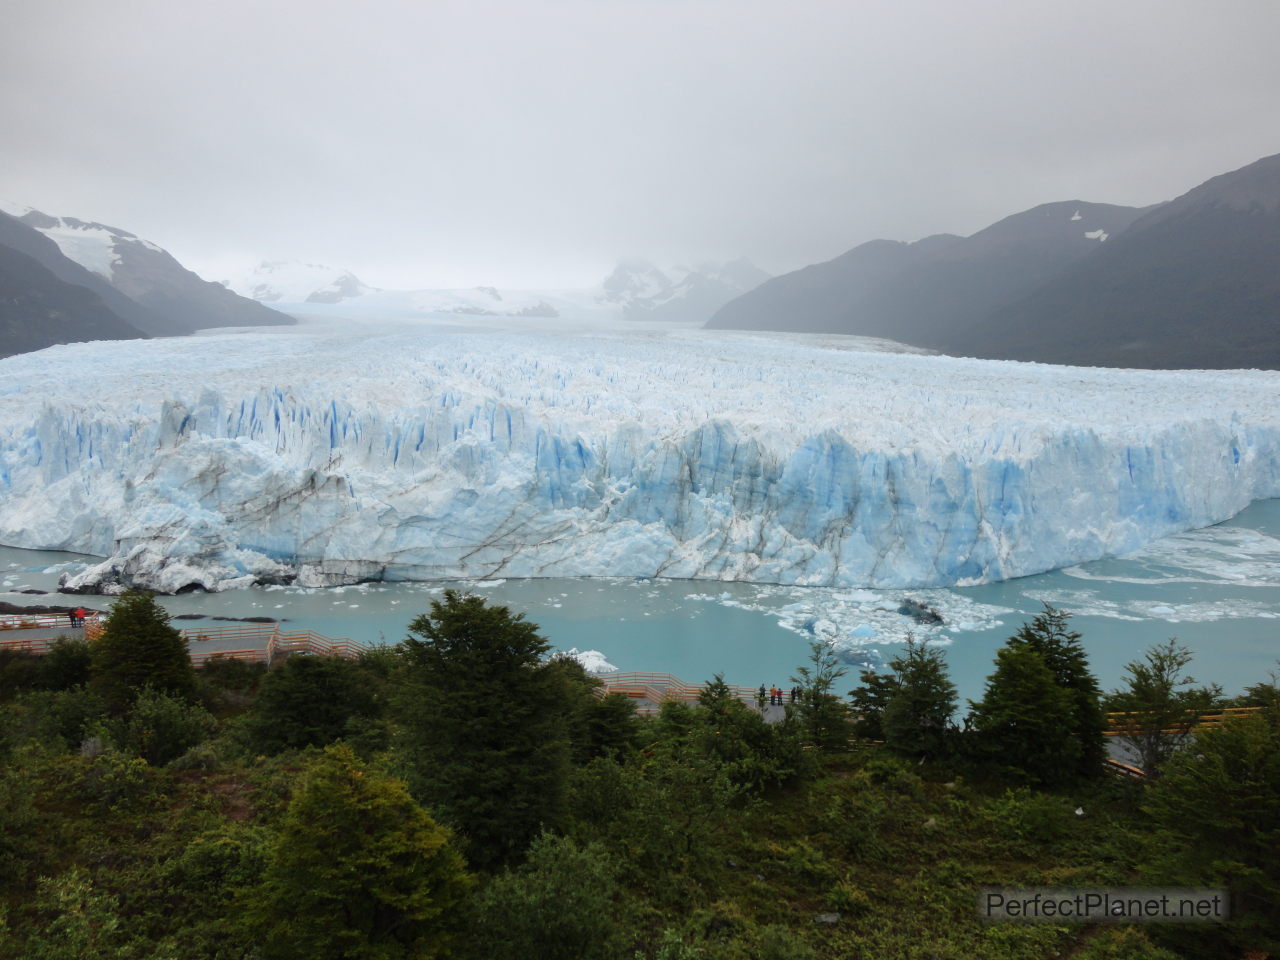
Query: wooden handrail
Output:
[[0, 612, 102, 632], [1104, 706, 1263, 736]]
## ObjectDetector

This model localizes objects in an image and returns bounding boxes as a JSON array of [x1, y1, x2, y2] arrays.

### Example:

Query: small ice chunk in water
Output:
[[565, 648, 617, 673]]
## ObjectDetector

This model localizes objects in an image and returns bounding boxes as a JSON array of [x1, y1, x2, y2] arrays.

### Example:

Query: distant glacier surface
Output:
[[1, 317, 1279, 594]]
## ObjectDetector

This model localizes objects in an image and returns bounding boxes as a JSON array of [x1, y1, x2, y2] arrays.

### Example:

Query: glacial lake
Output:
[[4, 499, 1280, 702]]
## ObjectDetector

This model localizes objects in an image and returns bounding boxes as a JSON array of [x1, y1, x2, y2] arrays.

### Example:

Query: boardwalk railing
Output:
[[1102, 758, 1148, 781], [591, 671, 760, 716], [1, 619, 358, 668], [0, 611, 102, 633], [1104, 706, 1262, 737]]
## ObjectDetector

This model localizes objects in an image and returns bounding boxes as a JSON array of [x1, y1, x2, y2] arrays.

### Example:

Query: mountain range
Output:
[[230, 259, 376, 304], [0, 206, 291, 359], [708, 152, 1280, 369]]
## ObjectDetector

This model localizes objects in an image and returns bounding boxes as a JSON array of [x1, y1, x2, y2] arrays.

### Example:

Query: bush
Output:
[[1075, 927, 1180, 959], [753, 925, 818, 960], [0, 648, 41, 702], [243, 655, 379, 755], [247, 744, 472, 959], [821, 794, 886, 859], [861, 753, 925, 800], [36, 637, 93, 691], [106, 686, 217, 766], [1, 686, 109, 752], [71, 749, 159, 813], [983, 788, 1078, 849], [468, 833, 625, 960], [199, 655, 267, 692]]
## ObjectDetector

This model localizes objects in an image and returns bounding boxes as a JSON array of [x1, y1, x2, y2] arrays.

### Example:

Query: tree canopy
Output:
[[1005, 604, 1105, 780], [971, 642, 1079, 787], [89, 590, 195, 706], [397, 590, 573, 869], [249, 744, 472, 960]]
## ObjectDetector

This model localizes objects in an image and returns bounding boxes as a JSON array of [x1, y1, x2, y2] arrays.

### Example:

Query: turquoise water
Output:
[[3, 500, 1279, 701]]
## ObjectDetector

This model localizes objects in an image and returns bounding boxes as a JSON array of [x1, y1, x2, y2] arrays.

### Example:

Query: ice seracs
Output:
[[1, 317, 1278, 595]]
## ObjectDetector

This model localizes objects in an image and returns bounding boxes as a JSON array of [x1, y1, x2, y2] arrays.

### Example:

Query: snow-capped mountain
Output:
[[601, 258, 770, 323], [2, 204, 289, 335], [274, 284, 609, 323], [229, 260, 375, 304], [1, 316, 1276, 595], [219, 254, 765, 327]]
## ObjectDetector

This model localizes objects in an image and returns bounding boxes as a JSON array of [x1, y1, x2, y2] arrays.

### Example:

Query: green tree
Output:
[[880, 635, 957, 758], [970, 643, 1078, 787], [89, 590, 195, 706], [248, 744, 472, 960], [1006, 605, 1106, 780], [244, 654, 381, 755], [651, 676, 809, 791], [848, 668, 898, 741], [467, 833, 625, 960], [396, 590, 572, 869], [544, 655, 638, 763], [1141, 707, 1280, 958], [1105, 639, 1221, 777], [790, 641, 849, 749]]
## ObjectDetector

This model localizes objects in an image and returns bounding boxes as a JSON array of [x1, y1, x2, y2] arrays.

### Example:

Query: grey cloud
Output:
[[2, 0, 1279, 288]]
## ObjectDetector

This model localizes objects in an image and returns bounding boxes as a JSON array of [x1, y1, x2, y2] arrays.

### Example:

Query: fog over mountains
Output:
[[223, 256, 770, 326], [3, 152, 1278, 368], [709, 152, 1280, 370]]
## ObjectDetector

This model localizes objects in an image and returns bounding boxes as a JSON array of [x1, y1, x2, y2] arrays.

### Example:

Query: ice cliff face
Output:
[[1, 319, 1278, 594]]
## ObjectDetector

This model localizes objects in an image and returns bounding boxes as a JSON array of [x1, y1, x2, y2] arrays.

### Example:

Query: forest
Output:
[[0, 589, 1276, 960]]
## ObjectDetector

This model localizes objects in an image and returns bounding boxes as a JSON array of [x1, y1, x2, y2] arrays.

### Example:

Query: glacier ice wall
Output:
[[1, 321, 1279, 594]]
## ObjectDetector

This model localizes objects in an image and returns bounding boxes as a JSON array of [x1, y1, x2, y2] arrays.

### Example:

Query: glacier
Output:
[[1, 316, 1278, 594]]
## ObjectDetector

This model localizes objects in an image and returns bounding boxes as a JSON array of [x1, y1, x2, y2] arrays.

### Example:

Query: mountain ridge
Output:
[[707, 151, 1280, 368]]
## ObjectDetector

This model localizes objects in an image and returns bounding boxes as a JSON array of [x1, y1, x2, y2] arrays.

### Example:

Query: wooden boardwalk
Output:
[[0, 617, 361, 667], [589, 671, 772, 717]]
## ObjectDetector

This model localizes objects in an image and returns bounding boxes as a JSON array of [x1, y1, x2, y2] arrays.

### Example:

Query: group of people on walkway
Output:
[[65, 608, 88, 628], [758, 684, 802, 708]]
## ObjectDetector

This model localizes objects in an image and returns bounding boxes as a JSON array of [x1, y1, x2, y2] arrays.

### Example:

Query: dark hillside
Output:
[[0, 243, 145, 357]]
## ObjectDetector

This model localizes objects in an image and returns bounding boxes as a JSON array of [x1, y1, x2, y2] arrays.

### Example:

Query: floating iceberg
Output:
[[1, 319, 1278, 594]]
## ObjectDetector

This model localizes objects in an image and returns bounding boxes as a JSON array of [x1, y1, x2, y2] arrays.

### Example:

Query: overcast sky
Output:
[[3, 0, 1279, 289]]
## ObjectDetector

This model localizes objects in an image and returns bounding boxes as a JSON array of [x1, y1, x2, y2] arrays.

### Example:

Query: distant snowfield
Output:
[[1, 312, 1278, 594]]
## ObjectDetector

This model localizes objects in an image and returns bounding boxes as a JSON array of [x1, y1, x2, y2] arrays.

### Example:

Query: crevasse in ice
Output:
[[1, 322, 1278, 594]]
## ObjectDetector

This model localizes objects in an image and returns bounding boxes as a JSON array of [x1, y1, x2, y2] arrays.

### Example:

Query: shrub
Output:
[[247, 744, 472, 960], [468, 833, 625, 960], [106, 686, 217, 766], [821, 794, 886, 859], [983, 788, 1078, 848], [243, 654, 379, 755], [36, 637, 93, 691]]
